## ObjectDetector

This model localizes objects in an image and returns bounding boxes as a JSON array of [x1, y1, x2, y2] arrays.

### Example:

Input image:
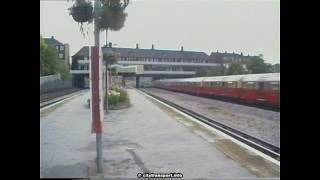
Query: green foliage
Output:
[[111, 85, 120, 91], [107, 91, 120, 106], [68, 0, 129, 35], [69, 0, 93, 37], [40, 35, 70, 80], [226, 63, 245, 75], [118, 88, 129, 102], [58, 62, 71, 80], [110, 66, 117, 75], [103, 53, 119, 65], [247, 56, 271, 74], [100, 0, 129, 31], [105, 86, 129, 108], [40, 35, 47, 50]]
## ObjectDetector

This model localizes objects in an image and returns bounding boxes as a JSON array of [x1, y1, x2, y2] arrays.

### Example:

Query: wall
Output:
[[40, 74, 61, 86], [40, 75, 73, 94]]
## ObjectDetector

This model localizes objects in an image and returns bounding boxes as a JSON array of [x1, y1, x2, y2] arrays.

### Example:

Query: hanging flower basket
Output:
[[69, 0, 93, 23], [100, 0, 129, 31]]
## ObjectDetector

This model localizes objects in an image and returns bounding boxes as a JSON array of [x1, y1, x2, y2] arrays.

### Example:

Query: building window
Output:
[[56, 46, 59, 50], [60, 46, 64, 50], [59, 53, 63, 58], [84, 57, 88, 60]]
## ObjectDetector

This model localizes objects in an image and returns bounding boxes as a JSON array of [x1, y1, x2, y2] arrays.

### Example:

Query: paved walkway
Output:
[[40, 88, 279, 179]]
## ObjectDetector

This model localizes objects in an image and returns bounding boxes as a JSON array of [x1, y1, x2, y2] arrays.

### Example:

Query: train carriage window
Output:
[[204, 82, 210, 87], [258, 82, 265, 90], [266, 82, 280, 90], [210, 82, 218, 88], [243, 82, 256, 89], [227, 81, 236, 88], [211, 82, 222, 88]]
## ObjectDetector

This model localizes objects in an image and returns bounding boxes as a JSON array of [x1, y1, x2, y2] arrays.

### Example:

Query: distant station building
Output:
[[210, 51, 258, 70], [44, 36, 70, 68], [70, 44, 218, 88]]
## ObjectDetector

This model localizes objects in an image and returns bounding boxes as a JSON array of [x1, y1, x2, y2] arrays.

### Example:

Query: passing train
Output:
[[152, 73, 280, 108]]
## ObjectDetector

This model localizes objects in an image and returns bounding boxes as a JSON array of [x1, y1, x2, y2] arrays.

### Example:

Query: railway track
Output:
[[139, 89, 280, 162], [40, 88, 82, 103], [40, 89, 84, 109]]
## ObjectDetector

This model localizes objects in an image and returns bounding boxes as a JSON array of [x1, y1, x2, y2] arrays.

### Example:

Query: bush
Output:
[[106, 90, 120, 106], [105, 86, 130, 109], [111, 85, 120, 92], [118, 89, 129, 103]]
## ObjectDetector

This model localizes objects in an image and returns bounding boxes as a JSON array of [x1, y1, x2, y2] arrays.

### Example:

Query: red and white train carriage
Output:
[[152, 73, 280, 108]]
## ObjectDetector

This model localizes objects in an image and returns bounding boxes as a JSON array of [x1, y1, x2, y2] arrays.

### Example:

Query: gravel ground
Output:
[[143, 88, 280, 147]]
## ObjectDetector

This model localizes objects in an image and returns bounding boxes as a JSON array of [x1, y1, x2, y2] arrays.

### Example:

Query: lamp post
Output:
[[92, 0, 103, 173]]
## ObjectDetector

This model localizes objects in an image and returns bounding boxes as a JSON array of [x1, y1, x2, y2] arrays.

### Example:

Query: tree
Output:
[[40, 35, 70, 80], [226, 63, 245, 75], [247, 56, 270, 74]]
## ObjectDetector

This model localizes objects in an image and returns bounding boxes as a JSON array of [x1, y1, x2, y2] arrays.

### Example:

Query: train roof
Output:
[[240, 73, 280, 82], [203, 73, 280, 82], [203, 74, 245, 82], [179, 77, 205, 82], [154, 73, 280, 83]]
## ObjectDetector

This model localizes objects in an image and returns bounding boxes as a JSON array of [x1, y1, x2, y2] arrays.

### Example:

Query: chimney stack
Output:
[[152, 44, 154, 50], [181, 46, 184, 52], [51, 36, 54, 39], [136, 43, 139, 49]]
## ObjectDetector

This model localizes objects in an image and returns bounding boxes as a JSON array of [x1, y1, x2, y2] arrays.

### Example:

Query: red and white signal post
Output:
[[90, 46, 104, 173], [90, 0, 103, 173]]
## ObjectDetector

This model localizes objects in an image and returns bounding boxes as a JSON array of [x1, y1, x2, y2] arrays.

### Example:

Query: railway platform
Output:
[[40, 88, 280, 179]]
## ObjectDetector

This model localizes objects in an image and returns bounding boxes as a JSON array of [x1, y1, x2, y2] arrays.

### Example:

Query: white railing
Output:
[[143, 71, 196, 75], [78, 60, 89, 64], [118, 61, 218, 67], [70, 70, 89, 74]]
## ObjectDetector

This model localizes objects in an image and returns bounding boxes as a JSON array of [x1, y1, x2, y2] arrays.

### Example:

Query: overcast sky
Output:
[[40, 0, 280, 64]]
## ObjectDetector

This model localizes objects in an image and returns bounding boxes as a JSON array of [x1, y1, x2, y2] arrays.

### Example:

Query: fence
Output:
[[40, 74, 73, 94], [40, 74, 61, 86]]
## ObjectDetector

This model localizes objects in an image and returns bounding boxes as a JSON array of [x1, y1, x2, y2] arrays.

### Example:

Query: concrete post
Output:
[[136, 76, 140, 88]]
